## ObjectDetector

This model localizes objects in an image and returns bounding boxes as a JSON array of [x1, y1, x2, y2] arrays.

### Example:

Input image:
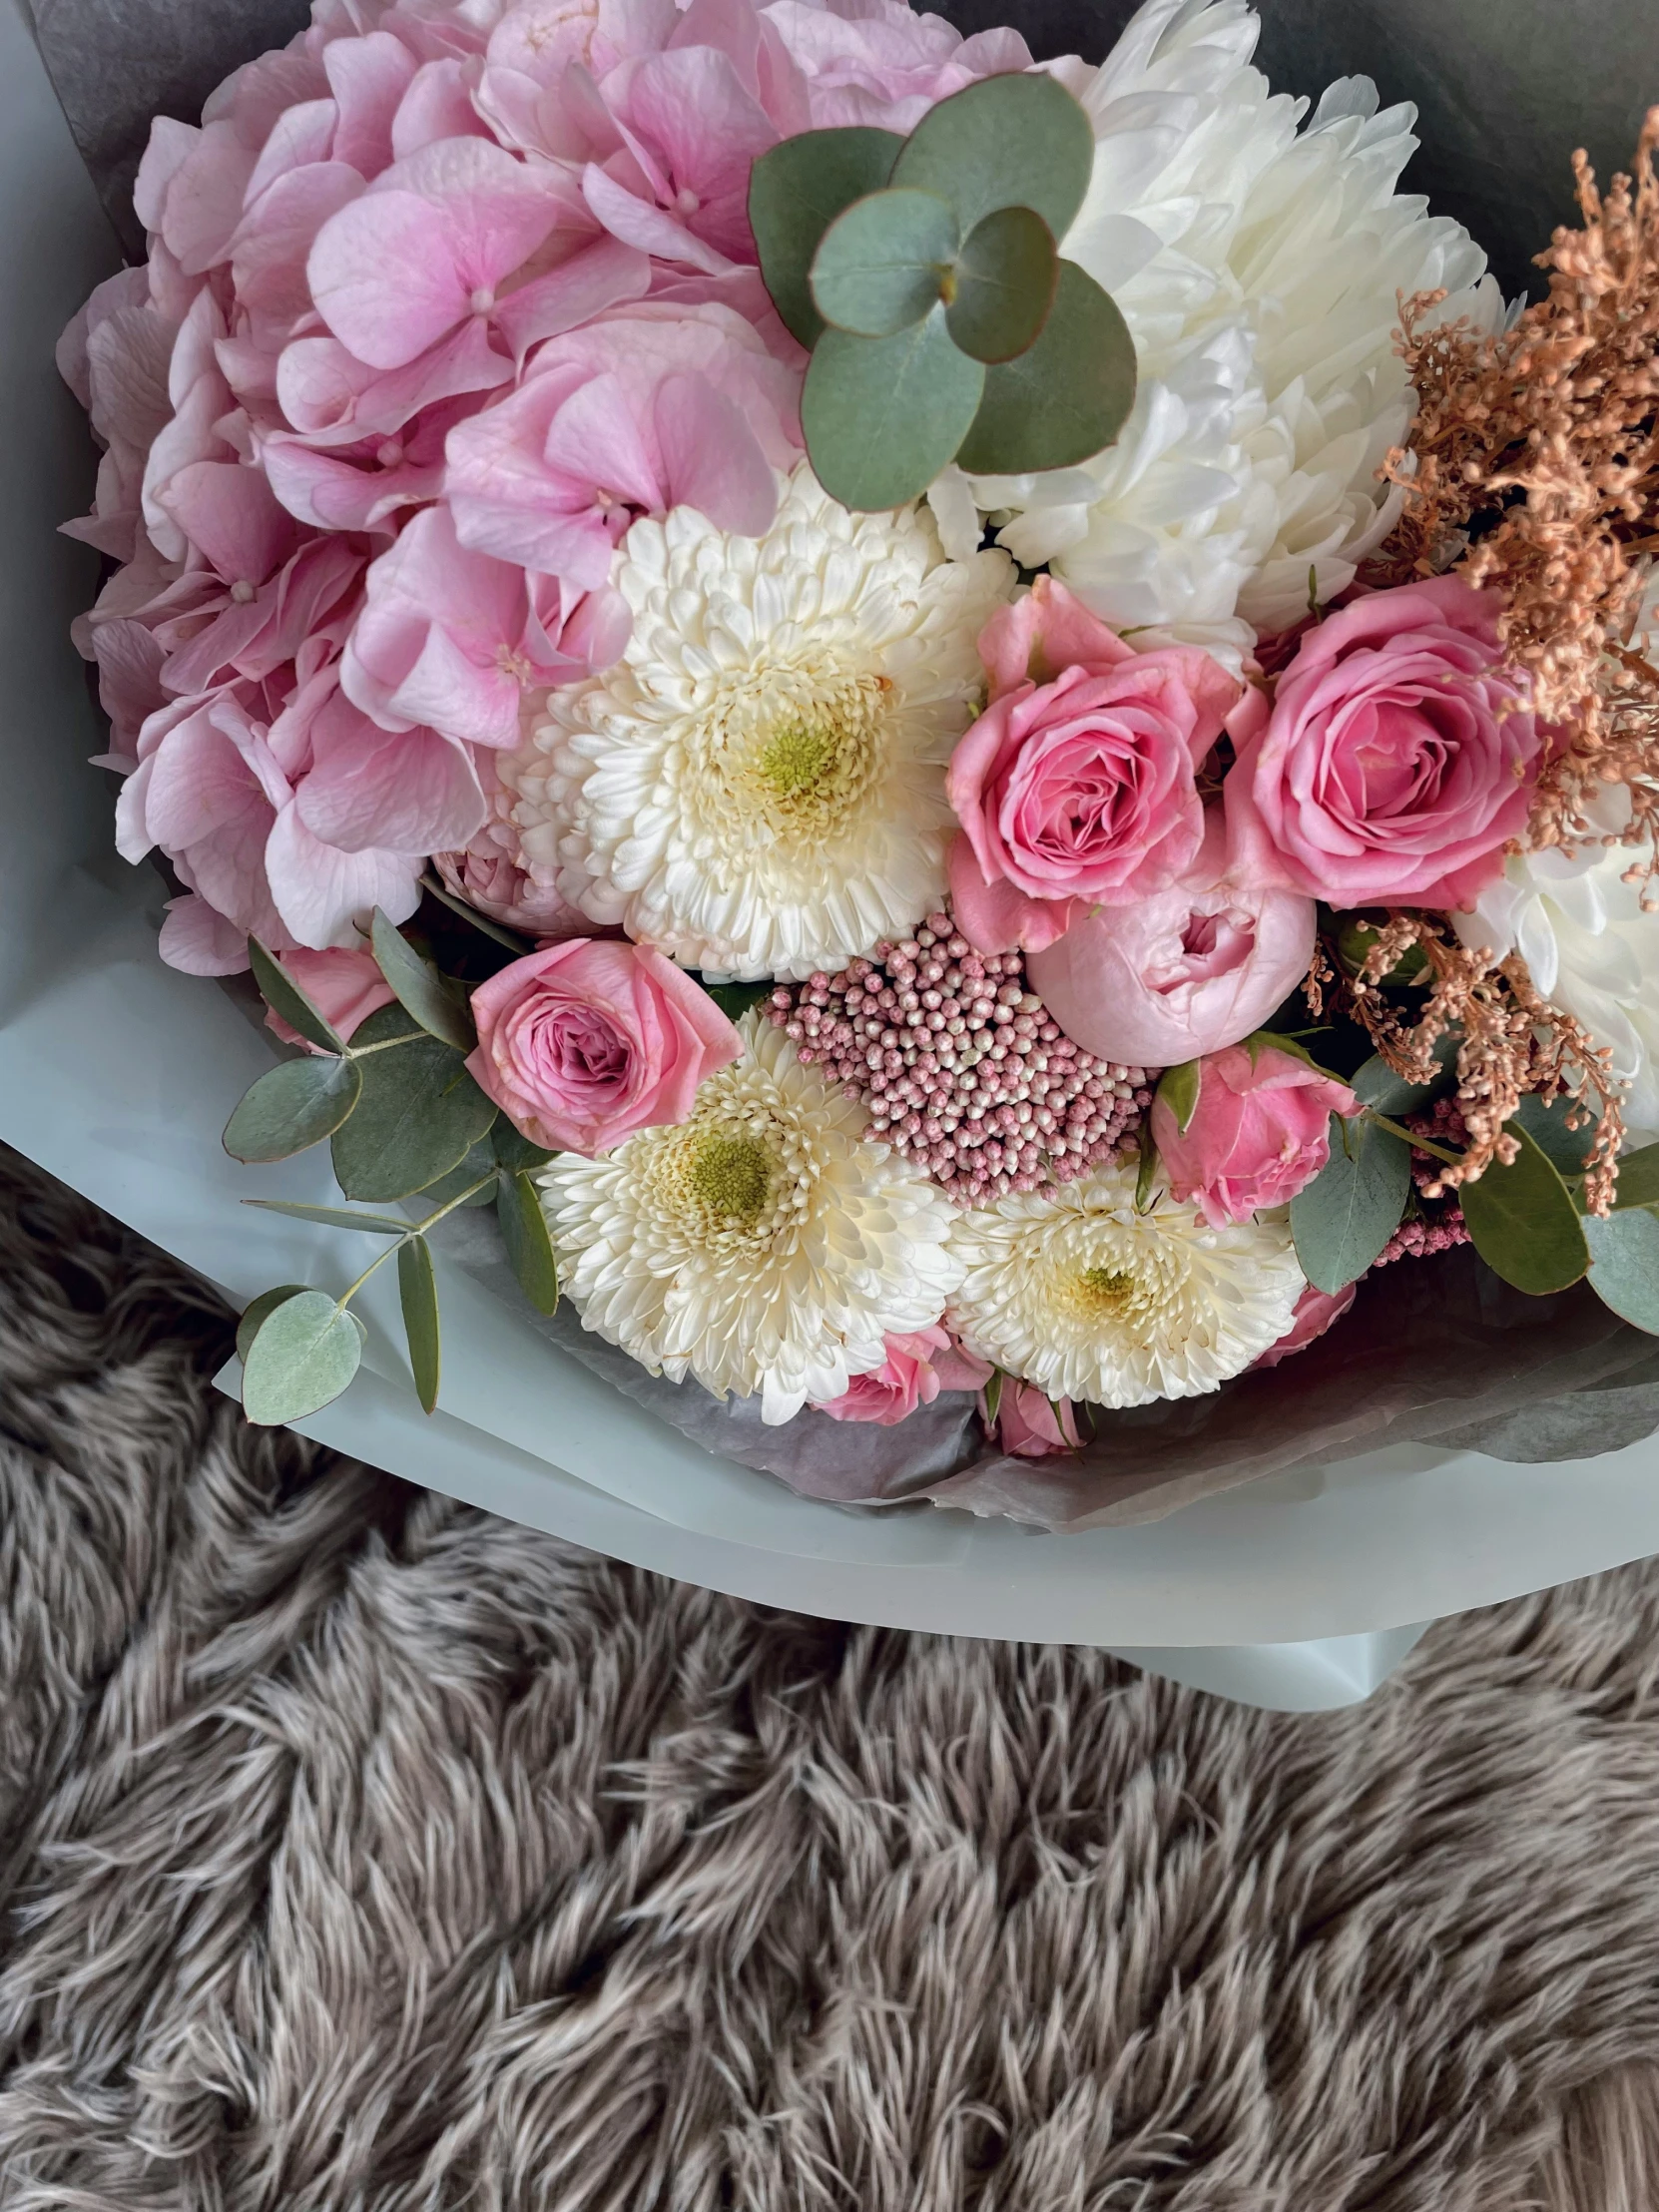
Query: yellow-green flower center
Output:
[[758, 723, 840, 800], [686, 1132, 775, 1227]]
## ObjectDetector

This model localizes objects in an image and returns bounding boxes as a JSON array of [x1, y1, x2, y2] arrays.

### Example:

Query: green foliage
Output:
[[223, 1053, 362, 1164], [1511, 1092, 1596, 1179], [802, 309, 984, 512], [1584, 1206, 1659, 1333], [397, 1235, 441, 1412], [417, 1137, 500, 1207], [1348, 1043, 1457, 1119], [248, 936, 345, 1052], [748, 126, 903, 347], [1459, 1124, 1590, 1296], [704, 981, 775, 1023], [236, 1285, 308, 1367], [1335, 916, 1429, 986], [1155, 1060, 1201, 1135], [497, 1168, 560, 1315], [1291, 1114, 1411, 1294], [1611, 1142, 1659, 1212], [492, 1121, 557, 1174], [245, 1199, 409, 1234], [952, 262, 1135, 477], [241, 1290, 365, 1426], [756, 76, 1135, 508], [370, 907, 476, 1052], [330, 1004, 496, 1202], [809, 187, 958, 336]]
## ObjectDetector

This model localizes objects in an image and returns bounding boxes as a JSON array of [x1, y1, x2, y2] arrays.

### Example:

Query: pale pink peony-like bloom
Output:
[[1225, 575, 1546, 910], [1149, 1043, 1359, 1229], [266, 944, 396, 1047], [812, 1324, 991, 1424], [986, 1381, 1082, 1457], [948, 576, 1241, 955], [1253, 1282, 1359, 1370], [763, 0, 1031, 134], [433, 751, 602, 937], [465, 938, 742, 1154], [442, 300, 800, 583], [1029, 822, 1316, 1068]]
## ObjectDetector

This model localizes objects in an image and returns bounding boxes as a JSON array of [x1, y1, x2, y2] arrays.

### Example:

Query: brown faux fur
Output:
[[0, 1140, 1656, 2210]]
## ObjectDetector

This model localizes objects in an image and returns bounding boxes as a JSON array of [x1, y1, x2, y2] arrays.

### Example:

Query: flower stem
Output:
[[1363, 1107, 1461, 1167]]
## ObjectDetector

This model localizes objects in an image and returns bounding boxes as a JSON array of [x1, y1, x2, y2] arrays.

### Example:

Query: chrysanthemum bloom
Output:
[[540, 1014, 963, 1423], [945, 1161, 1304, 1406], [504, 466, 1014, 979]]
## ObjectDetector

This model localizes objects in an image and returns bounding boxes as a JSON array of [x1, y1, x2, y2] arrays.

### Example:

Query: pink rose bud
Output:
[[266, 946, 395, 1051], [812, 1325, 993, 1426], [1253, 1281, 1360, 1369], [1224, 574, 1545, 909], [465, 940, 743, 1156], [986, 1380, 1082, 1458], [1027, 820, 1316, 1066], [946, 576, 1242, 955], [1150, 1045, 1360, 1228]]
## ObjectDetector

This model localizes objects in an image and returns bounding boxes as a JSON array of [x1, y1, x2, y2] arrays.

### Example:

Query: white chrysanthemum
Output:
[[945, 1161, 1304, 1407], [932, 0, 1503, 660], [504, 467, 1013, 980], [540, 1014, 963, 1423]]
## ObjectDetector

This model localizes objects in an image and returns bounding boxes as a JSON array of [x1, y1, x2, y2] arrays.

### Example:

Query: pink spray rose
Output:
[[1224, 575, 1545, 909], [1028, 821, 1317, 1067], [812, 1325, 992, 1425], [1254, 1283, 1359, 1370], [947, 577, 1242, 956], [265, 945, 395, 1049], [986, 1382, 1082, 1458], [465, 939, 743, 1155], [1150, 1044, 1359, 1229]]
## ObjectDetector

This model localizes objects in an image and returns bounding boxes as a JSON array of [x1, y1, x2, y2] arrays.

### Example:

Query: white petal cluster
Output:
[[933, 0, 1504, 662], [945, 1161, 1305, 1406], [504, 466, 1013, 980], [540, 1014, 963, 1424]]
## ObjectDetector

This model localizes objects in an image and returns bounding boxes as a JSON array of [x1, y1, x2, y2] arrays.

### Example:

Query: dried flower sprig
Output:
[[1374, 109, 1659, 873]]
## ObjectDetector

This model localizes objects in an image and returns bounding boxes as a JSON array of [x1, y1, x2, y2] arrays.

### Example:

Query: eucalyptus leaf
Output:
[[1459, 1124, 1590, 1296], [241, 1290, 365, 1425], [1512, 1091, 1596, 1177], [415, 1138, 499, 1208], [1611, 1142, 1659, 1213], [370, 907, 476, 1052], [492, 1122, 556, 1174], [330, 1004, 497, 1202], [244, 1199, 409, 1234], [1291, 1114, 1411, 1294], [704, 981, 774, 1022], [223, 1053, 362, 1164], [1349, 1041, 1457, 1119], [1156, 1060, 1201, 1135], [810, 186, 956, 336], [236, 1285, 308, 1368], [1584, 1206, 1659, 1333], [497, 1169, 560, 1316], [954, 262, 1136, 476], [248, 936, 344, 1053], [748, 125, 904, 347], [887, 70, 1093, 241], [945, 205, 1057, 363], [397, 1235, 441, 1413], [802, 306, 983, 511]]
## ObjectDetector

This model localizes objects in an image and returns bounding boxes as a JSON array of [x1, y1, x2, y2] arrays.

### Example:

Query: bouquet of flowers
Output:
[[56, 0, 1659, 1515]]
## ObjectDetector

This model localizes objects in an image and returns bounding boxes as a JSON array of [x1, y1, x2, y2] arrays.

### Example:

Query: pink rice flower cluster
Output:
[[769, 911, 1153, 1205], [1375, 1098, 1471, 1266]]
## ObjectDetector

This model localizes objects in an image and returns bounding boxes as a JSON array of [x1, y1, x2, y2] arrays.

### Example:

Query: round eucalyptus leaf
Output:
[[810, 187, 958, 336], [748, 126, 904, 347], [330, 1004, 497, 1202], [945, 204, 1057, 363], [802, 306, 984, 512], [1290, 1115, 1411, 1295], [370, 907, 475, 1053], [888, 71, 1094, 243], [1611, 1142, 1659, 1212], [1460, 1124, 1591, 1296], [236, 1285, 308, 1369], [241, 1290, 365, 1426], [954, 261, 1136, 477], [223, 1053, 363, 1165], [1585, 1206, 1659, 1333]]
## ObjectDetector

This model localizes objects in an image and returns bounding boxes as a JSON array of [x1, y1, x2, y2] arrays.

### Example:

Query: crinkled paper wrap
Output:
[[30, 0, 1659, 1530]]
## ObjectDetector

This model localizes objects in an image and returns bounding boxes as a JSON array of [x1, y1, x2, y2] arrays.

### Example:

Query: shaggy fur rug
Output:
[[3, 1145, 1659, 2210]]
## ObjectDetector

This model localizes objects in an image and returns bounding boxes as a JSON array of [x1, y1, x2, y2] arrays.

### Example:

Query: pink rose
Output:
[[1150, 1044, 1359, 1228], [1253, 1282, 1359, 1369], [986, 1382, 1082, 1457], [947, 577, 1241, 956], [1028, 820, 1316, 1067], [1225, 575, 1545, 908], [266, 945, 395, 1050], [812, 1325, 992, 1426], [465, 939, 742, 1155]]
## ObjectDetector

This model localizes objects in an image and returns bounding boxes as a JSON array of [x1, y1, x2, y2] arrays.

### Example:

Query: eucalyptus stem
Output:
[[343, 1033, 427, 1060], [1363, 1107, 1461, 1167], [335, 1173, 497, 1309]]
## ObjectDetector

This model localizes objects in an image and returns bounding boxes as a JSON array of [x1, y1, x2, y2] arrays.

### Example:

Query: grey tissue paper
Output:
[[27, 0, 1659, 1526]]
